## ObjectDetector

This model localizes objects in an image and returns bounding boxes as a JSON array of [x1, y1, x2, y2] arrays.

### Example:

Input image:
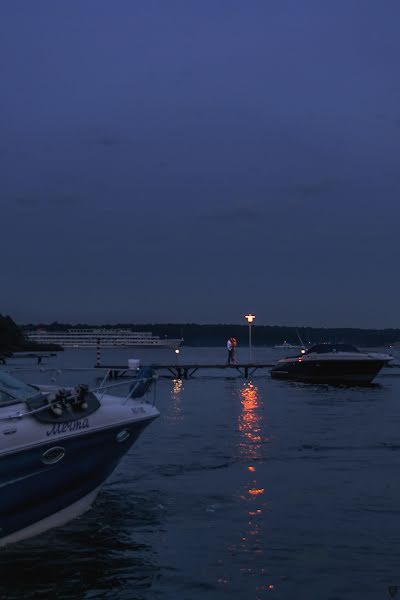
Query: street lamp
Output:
[[174, 347, 180, 364], [244, 314, 255, 361]]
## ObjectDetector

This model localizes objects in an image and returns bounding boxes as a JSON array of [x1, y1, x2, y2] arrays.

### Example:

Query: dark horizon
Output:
[[20, 319, 400, 344], [20, 320, 400, 332]]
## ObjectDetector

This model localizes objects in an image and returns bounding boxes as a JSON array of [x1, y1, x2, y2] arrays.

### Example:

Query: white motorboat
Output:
[[272, 341, 301, 350], [0, 368, 159, 546]]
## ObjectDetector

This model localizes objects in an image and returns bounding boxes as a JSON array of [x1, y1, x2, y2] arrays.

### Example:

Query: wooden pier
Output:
[[95, 363, 275, 379], [94, 361, 400, 380], [0, 352, 57, 365]]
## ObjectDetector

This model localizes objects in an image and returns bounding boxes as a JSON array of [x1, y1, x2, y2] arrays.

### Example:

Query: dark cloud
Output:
[[12, 194, 83, 212], [292, 179, 337, 196], [14, 196, 40, 209], [203, 204, 265, 224], [96, 135, 122, 148]]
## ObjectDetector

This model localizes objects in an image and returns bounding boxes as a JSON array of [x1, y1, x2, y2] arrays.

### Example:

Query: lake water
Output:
[[1, 346, 400, 600]]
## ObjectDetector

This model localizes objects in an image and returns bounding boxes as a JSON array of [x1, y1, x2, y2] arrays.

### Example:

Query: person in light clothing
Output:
[[226, 338, 233, 364], [227, 337, 238, 364]]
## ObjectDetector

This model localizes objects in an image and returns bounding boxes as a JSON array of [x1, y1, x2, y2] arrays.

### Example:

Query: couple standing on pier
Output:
[[227, 337, 237, 365]]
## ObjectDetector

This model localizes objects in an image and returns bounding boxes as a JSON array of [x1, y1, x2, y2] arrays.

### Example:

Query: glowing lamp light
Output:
[[244, 314, 255, 361], [174, 348, 180, 354], [245, 314, 256, 324]]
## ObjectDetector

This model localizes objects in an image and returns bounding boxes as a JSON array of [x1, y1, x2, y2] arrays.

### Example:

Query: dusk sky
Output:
[[1, 1, 400, 327]]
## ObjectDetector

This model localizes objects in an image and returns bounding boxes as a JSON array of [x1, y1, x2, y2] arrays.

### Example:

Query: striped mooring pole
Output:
[[96, 338, 101, 367]]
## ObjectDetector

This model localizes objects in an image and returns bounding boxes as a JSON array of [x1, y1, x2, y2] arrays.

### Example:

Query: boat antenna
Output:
[[296, 328, 306, 350]]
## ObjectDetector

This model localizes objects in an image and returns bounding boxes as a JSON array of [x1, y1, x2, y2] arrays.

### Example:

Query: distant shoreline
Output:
[[20, 323, 400, 349]]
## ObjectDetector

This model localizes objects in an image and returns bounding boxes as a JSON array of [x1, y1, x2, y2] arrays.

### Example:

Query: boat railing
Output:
[[95, 374, 158, 405], [0, 375, 158, 422]]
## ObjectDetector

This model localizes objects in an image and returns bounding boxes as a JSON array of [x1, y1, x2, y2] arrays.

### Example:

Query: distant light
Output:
[[301, 349, 306, 354], [248, 488, 264, 496], [175, 349, 180, 354], [245, 314, 255, 324]]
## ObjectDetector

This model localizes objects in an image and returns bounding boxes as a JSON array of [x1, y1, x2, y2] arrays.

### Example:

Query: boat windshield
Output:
[[0, 372, 39, 404], [306, 344, 360, 354]]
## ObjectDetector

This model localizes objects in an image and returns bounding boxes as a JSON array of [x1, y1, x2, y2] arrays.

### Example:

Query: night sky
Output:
[[2, 1, 400, 327]]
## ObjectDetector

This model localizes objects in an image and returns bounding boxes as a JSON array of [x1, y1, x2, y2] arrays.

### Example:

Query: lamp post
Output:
[[174, 348, 180, 364], [244, 314, 255, 362]]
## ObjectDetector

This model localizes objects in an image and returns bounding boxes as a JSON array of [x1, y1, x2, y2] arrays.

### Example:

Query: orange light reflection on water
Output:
[[217, 381, 270, 590], [172, 378, 183, 398], [165, 378, 183, 424], [248, 488, 265, 496], [238, 381, 263, 461]]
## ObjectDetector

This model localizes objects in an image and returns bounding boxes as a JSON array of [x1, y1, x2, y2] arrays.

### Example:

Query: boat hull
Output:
[[0, 416, 156, 545], [270, 358, 386, 384], [0, 485, 101, 546]]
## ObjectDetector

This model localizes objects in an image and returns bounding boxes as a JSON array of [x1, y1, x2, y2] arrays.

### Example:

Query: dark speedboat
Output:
[[270, 343, 390, 384], [0, 369, 159, 546]]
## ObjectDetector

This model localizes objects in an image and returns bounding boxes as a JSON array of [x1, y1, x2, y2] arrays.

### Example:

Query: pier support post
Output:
[[96, 338, 101, 367]]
